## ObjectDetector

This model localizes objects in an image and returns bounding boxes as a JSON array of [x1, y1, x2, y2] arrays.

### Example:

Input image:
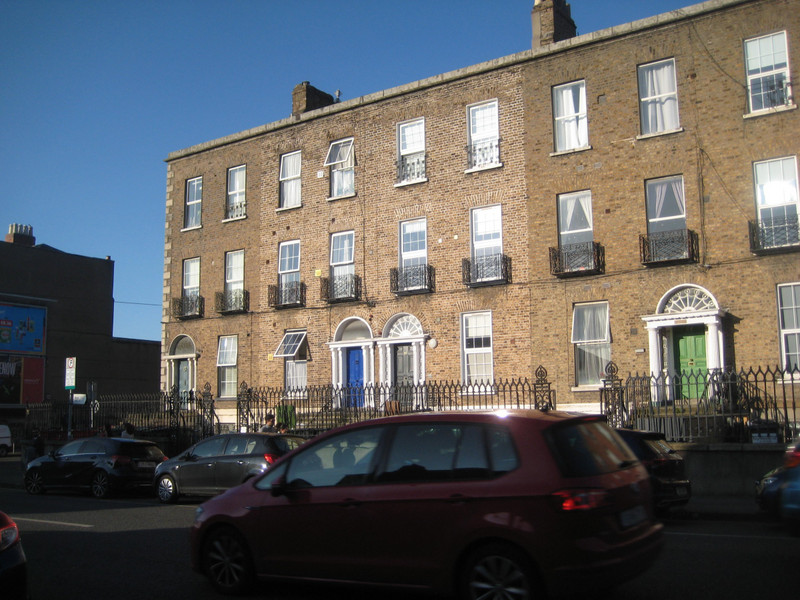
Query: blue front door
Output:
[[345, 348, 364, 407]]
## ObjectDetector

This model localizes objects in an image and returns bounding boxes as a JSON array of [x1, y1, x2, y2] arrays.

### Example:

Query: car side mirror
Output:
[[271, 476, 288, 497]]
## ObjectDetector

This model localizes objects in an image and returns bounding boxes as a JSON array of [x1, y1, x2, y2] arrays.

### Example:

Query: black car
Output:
[[23, 437, 167, 498], [0, 511, 27, 600], [154, 432, 307, 503], [616, 428, 691, 511]]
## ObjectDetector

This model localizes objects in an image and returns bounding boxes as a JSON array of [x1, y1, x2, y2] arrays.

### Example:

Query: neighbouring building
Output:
[[162, 0, 800, 425], [0, 224, 160, 423]]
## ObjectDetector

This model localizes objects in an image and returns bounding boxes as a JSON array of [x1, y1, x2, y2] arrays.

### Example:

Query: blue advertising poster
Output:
[[0, 304, 46, 355]]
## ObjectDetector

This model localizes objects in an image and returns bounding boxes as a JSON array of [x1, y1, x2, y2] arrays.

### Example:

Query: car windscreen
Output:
[[547, 420, 637, 477]]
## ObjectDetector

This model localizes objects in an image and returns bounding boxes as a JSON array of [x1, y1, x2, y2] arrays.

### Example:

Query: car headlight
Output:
[[194, 506, 204, 522], [763, 477, 778, 487]]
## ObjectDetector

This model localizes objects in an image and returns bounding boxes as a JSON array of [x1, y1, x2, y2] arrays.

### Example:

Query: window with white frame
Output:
[[572, 302, 611, 387], [278, 240, 301, 304], [217, 335, 238, 397], [397, 119, 426, 183], [324, 138, 354, 198], [778, 283, 800, 372], [330, 231, 355, 299], [183, 257, 200, 301], [745, 31, 792, 113], [399, 218, 427, 290], [275, 330, 309, 391], [646, 175, 686, 234], [558, 190, 594, 246], [638, 58, 680, 135], [226, 165, 246, 219], [224, 250, 244, 311], [467, 100, 500, 169], [754, 156, 799, 248], [184, 176, 202, 229], [279, 151, 301, 209], [471, 205, 503, 281], [461, 312, 493, 385], [553, 80, 588, 152]]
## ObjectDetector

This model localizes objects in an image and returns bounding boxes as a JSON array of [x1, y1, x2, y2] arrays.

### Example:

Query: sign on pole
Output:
[[65, 357, 76, 390]]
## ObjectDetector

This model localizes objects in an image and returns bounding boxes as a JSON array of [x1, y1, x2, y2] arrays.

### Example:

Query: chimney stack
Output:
[[292, 82, 336, 116], [532, 0, 577, 48], [5, 223, 35, 247]]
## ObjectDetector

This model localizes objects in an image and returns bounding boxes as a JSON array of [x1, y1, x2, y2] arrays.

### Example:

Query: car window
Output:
[[254, 462, 287, 491], [271, 436, 305, 454], [57, 440, 85, 456], [286, 428, 383, 488], [487, 427, 519, 474], [80, 439, 106, 454], [380, 424, 460, 483], [119, 442, 166, 460], [192, 437, 228, 458], [224, 436, 251, 456], [548, 420, 637, 477]]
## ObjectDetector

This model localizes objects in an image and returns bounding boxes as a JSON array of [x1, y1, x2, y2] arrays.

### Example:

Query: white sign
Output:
[[71, 393, 87, 405], [65, 357, 76, 390]]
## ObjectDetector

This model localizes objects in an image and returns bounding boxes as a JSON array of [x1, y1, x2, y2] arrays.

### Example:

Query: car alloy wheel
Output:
[[157, 475, 178, 503], [462, 543, 537, 600], [91, 470, 111, 499], [24, 470, 45, 495], [203, 527, 254, 595]]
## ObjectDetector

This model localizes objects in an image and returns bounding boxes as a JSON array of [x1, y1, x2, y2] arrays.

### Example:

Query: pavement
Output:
[[0, 453, 763, 520]]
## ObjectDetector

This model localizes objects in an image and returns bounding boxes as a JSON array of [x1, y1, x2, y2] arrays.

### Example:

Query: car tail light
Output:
[[111, 454, 132, 467], [264, 453, 279, 466], [0, 519, 20, 552], [786, 447, 800, 469], [550, 488, 609, 511]]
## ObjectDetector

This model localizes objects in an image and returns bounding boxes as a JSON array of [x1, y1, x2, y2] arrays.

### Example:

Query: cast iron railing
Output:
[[215, 289, 249, 314], [467, 138, 501, 169], [268, 281, 306, 308], [462, 254, 512, 287], [639, 228, 699, 265], [390, 264, 435, 295], [396, 152, 426, 184], [171, 294, 204, 319], [321, 274, 361, 303], [748, 215, 800, 253], [549, 241, 605, 276]]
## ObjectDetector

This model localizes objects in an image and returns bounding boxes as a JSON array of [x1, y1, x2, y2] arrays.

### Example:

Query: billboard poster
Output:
[[0, 355, 44, 404], [0, 303, 46, 355]]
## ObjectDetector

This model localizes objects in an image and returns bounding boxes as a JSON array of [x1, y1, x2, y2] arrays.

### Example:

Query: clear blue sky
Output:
[[0, 0, 696, 342]]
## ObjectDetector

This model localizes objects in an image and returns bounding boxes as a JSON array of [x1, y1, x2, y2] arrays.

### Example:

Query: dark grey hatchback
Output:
[[154, 433, 306, 503]]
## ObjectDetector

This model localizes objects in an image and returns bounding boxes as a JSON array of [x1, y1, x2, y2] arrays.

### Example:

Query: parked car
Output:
[[755, 435, 800, 516], [616, 428, 691, 511], [154, 432, 307, 503], [190, 410, 663, 598], [0, 425, 12, 457], [0, 511, 27, 600], [779, 460, 800, 531], [23, 437, 167, 498]]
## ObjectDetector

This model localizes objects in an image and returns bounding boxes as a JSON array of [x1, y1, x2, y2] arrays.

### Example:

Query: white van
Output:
[[0, 424, 12, 456]]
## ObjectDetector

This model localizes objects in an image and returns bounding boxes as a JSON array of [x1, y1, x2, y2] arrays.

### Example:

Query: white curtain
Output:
[[280, 152, 301, 207], [554, 82, 588, 151], [639, 60, 679, 134]]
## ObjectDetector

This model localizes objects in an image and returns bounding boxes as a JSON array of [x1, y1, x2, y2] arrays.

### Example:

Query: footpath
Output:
[[0, 453, 762, 521]]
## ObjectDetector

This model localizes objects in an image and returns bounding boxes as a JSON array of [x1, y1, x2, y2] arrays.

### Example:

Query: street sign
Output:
[[65, 357, 76, 390], [72, 393, 87, 405]]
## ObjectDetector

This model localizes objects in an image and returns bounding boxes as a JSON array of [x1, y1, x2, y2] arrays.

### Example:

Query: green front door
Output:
[[674, 325, 707, 399]]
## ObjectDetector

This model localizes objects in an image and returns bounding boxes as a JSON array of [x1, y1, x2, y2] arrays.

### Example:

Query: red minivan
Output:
[[190, 410, 663, 599]]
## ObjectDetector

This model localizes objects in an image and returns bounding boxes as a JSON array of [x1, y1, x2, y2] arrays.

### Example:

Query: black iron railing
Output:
[[268, 281, 306, 308], [462, 254, 512, 287], [639, 228, 699, 265], [215, 289, 250, 314], [171, 294, 204, 319], [321, 274, 361, 303], [748, 215, 800, 253], [396, 152, 426, 183], [549, 241, 605, 277], [390, 264, 435, 295]]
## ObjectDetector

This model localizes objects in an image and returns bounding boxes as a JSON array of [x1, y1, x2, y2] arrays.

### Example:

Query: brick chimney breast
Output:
[[532, 0, 576, 48], [292, 82, 336, 116], [5, 223, 35, 246]]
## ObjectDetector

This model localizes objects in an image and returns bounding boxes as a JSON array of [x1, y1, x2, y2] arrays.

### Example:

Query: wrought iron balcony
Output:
[[225, 200, 246, 220], [268, 281, 306, 309], [390, 264, 435, 295], [396, 152, 426, 184], [462, 254, 512, 287], [639, 229, 699, 265], [215, 289, 250, 314], [171, 294, 204, 319], [467, 138, 500, 170], [321, 274, 361, 303], [748, 215, 800, 254], [549, 241, 605, 277]]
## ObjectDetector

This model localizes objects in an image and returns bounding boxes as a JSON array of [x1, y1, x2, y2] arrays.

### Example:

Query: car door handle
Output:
[[339, 498, 361, 508], [448, 494, 471, 504], [236, 460, 245, 465]]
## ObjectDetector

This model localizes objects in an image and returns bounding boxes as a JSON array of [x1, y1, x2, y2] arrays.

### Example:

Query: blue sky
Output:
[[0, 0, 695, 342]]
